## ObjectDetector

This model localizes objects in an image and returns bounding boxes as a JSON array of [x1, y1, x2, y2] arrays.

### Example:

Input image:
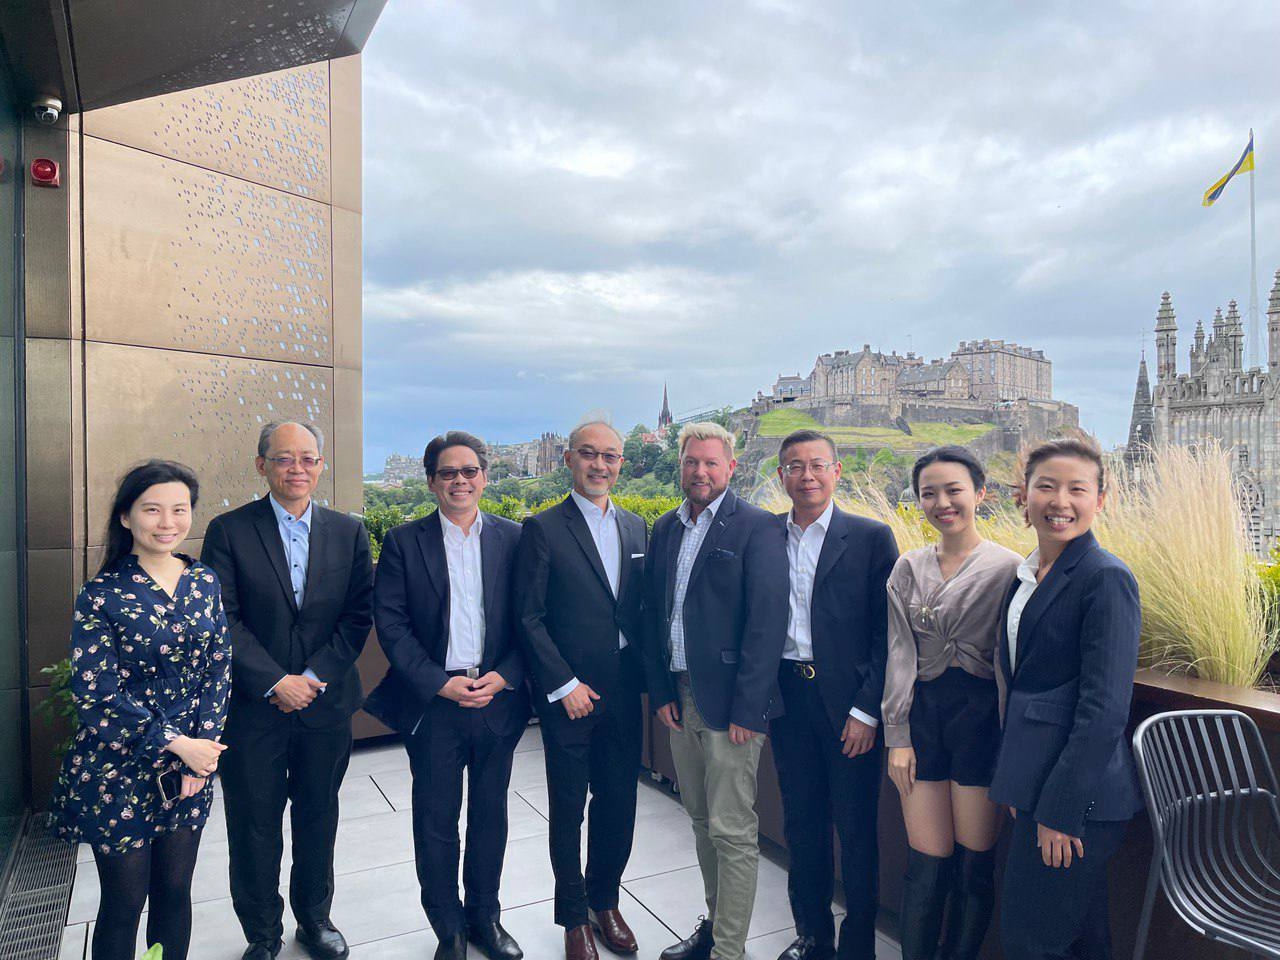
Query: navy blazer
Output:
[[514, 496, 648, 706], [364, 510, 530, 738], [202, 497, 374, 729], [642, 489, 790, 733], [989, 530, 1144, 836], [777, 506, 898, 732]]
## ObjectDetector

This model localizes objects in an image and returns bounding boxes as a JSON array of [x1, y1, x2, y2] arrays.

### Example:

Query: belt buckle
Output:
[[465, 667, 479, 680], [797, 662, 816, 680]]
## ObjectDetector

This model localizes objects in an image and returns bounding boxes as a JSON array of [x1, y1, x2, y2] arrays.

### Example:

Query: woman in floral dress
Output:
[[49, 460, 231, 960]]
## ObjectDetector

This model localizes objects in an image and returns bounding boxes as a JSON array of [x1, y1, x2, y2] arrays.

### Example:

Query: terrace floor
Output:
[[58, 725, 902, 959]]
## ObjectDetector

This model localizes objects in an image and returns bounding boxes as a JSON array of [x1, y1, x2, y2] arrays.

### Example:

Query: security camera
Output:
[[32, 96, 61, 125]]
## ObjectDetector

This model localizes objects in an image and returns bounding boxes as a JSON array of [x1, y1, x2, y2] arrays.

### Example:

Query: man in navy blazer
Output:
[[990, 523, 1142, 960], [642, 422, 790, 960], [769, 429, 898, 960], [364, 432, 530, 960]]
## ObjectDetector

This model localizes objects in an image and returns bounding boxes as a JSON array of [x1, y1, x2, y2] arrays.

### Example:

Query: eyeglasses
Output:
[[435, 466, 482, 481], [265, 455, 323, 469], [574, 448, 623, 465], [780, 459, 834, 476]]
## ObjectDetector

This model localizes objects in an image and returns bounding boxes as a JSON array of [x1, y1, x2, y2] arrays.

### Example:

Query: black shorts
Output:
[[909, 667, 1000, 787]]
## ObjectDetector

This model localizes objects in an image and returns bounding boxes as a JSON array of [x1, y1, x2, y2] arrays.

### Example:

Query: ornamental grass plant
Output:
[[756, 441, 1276, 689]]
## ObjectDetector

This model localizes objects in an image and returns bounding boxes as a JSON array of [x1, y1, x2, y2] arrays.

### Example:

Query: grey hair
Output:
[[568, 414, 624, 450], [257, 421, 325, 458]]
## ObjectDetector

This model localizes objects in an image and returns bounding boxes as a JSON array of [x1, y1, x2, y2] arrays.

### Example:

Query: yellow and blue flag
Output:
[[1203, 133, 1255, 206]]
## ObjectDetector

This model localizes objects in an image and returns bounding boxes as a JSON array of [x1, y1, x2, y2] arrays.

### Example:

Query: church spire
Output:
[[1155, 292, 1178, 380], [658, 382, 673, 429], [1125, 353, 1155, 468], [1268, 268, 1280, 371]]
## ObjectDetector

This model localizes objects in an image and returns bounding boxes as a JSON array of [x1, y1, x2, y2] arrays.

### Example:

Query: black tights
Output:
[[90, 827, 202, 960]]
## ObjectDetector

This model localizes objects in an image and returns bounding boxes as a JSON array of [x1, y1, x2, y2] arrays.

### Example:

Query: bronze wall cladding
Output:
[[82, 136, 333, 364], [83, 342, 334, 544], [83, 62, 331, 201]]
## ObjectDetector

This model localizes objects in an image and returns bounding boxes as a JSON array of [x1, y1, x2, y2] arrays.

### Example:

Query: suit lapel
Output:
[[686, 491, 735, 590], [253, 499, 298, 613], [562, 498, 615, 599], [1011, 532, 1096, 676], [664, 516, 681, 616], [416, 512, 451, 608], [299, 505, 328, 609], [997, 577, 1018, 682], [617, 513, 638, 597], [478, 513, 501, 643], [813, 506, 850, 591]]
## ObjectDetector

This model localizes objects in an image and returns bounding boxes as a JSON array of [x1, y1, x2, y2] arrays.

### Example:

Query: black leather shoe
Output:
[[435, 932, 468, 960], [468, 919, 524, 960], [242, 942, 283, 960], [296, 919, 350, 960], [775, 935, 835, 960], [659, 917, 714, 960]]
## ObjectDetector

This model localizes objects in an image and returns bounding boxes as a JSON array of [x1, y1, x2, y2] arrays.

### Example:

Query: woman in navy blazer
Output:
[[989, 437, 1143, 960]]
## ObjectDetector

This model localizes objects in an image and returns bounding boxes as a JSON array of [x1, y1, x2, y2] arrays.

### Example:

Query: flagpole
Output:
[[1249, 128, 1260, 368]]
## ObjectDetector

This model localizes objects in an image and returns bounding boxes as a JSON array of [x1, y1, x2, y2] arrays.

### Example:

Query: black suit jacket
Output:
[[778, 505, 898, 733], [363, 510, 530, 737], [989, 530, 1144, 836], [514, 495, 648, 707], [202, 497, 374, 729], [642, 489, 790, 733]]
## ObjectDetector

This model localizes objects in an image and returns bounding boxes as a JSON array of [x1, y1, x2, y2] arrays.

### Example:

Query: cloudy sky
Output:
[[360, 0, 1280, 469]]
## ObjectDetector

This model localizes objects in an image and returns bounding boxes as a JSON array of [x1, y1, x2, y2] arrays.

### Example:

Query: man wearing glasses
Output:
[[514, 419, 649, 960], [364, 432, 529, 960], [203, 421, 374, 960], [769, 429, 897, 960]]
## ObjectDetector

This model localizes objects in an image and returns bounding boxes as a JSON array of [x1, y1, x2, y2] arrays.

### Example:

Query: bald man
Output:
[[203, 421, 374, 960]]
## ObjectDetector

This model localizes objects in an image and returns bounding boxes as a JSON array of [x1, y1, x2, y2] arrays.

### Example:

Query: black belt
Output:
[[786, 660, 817, 680], [446, 667, 480, 679]]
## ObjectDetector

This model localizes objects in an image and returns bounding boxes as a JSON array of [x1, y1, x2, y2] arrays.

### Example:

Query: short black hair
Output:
[[778, 429, 837, 463], [911, 445, 986, 495], [423, 431, 489, 478], [1022, 435, 1105, 489]]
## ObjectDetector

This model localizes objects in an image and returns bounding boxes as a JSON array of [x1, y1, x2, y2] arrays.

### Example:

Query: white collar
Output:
[[570, 489, 615, 521], [439, 509, 483, 538], [1016, 548, 1040, 584], [787, 499, 835, 536], [678, 488, 728, 527]]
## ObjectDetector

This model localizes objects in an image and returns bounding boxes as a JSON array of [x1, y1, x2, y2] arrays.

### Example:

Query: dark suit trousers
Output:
[[538, 684, 642, 928], [220, 709, 352, 944], [405, 697, 522, 938], [1000, 814, 1128, 960], [769, 667, 881, 960]]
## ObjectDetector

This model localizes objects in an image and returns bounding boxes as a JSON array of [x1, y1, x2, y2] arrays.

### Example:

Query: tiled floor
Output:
[[59, 725, 902, 959]]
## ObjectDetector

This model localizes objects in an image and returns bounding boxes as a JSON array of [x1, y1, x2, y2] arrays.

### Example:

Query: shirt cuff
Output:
[[848, 706, 879, 728], [264, 675, 287, 698], [303, 667, 327, 693], [547, 677, 580, 703]]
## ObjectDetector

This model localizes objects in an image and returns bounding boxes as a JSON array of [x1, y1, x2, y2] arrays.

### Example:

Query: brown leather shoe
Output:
[[565, 924, 600, 960], [589, 908, 639, 954]]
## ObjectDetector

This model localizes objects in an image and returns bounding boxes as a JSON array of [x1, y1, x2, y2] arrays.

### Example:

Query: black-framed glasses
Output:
[[574, 447, 623, 465], [780, 459, 834, 476], [265, 455, 323, 469], [436, 466, 482, 481]]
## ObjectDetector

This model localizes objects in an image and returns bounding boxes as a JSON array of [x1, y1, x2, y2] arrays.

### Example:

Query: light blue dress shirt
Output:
[[266, 495, 323, 696]]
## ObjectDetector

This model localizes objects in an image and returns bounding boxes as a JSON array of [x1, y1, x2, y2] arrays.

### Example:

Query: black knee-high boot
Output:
[[898, 849, 951, 960], [938, 844, 996, 960]]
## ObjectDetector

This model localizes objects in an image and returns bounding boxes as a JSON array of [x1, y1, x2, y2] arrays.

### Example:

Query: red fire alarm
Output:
[[30, 158, 59, 187]]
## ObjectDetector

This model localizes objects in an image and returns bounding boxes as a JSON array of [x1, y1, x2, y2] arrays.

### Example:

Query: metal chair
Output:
[[1131, 709, 1280, 960]]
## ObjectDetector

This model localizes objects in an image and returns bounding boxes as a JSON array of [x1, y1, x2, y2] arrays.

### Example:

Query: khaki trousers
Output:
[[669, 675, 765, 960]]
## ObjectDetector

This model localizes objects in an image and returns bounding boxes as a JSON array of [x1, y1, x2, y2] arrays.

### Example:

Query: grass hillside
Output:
[[755, 407, 995, 449]]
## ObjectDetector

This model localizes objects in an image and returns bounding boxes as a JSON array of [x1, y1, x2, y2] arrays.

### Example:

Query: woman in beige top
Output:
[[883, 446, 1020, 960]]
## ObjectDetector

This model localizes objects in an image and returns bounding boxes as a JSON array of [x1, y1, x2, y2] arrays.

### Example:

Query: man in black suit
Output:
[[769, 429, 898, 960], [202, 421, 373, 960], [363, 431, 530, 960], [642, 422, 790, 960], [514, 420, 648, 960]]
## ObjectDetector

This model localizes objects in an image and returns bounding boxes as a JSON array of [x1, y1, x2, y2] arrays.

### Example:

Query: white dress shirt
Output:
[[668, 489, 728, 672], [547, 492, 626, 703], [1006, 548, 1041, 671], [440, 510, 485, 671], [784, 501, 877, 728]]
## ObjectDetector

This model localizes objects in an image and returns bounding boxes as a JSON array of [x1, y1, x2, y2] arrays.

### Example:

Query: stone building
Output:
[[536, 432, 568, 475], [950, 339, 1052, 401], [383, 452, 426, 484], [1128, 275, 1280, 553]]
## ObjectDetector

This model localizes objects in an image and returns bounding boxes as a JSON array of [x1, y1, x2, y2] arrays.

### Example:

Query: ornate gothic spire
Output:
[[1155, 292, 1178, 380], [1268, 269, 1280, 371], [1125, 353, 1155, 468], [658, 382, 673, 429]]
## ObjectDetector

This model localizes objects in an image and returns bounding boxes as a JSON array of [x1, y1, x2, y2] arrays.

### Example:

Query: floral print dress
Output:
[[49, 554, 231, 856]]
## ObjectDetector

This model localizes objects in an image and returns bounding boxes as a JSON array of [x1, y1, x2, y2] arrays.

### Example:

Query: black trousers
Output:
[[538, 683, 642, 928], [220, 711, 353, 944], [770, 666, 882, 960], [405, 698, 522, 938], [1000, 814, 1129, 960]]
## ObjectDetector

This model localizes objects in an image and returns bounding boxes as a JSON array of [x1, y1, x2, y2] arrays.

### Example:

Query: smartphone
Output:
[[157, 767, 184, 804]]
